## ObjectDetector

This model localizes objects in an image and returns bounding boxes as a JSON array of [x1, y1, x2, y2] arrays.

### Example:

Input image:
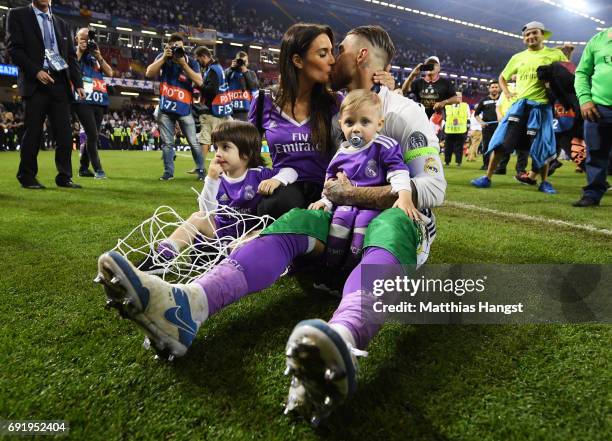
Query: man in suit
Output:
[[6, 0, 85, 189]]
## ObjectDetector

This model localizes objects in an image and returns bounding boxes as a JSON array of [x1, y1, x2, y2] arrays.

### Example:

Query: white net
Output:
[[111, 188, 274, 284]]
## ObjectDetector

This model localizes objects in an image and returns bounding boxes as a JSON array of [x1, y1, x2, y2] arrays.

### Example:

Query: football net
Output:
[[110, 189, 274, 284]]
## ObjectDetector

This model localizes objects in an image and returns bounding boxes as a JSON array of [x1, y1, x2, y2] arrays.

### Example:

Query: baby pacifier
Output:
[[349, 135, 365, 148]]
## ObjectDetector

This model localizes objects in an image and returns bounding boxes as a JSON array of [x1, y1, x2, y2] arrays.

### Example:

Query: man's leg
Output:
[[578, 105, 612, 205], [179, 113, 204, 179], [47, 86, 75, 185], [17, 91, 48, 185], [158, 113, 176, 179], [455, 133, 467, 165], [283, 208, 419, 422], [444, 134, 454, 165], [74, 104, 99, 173]]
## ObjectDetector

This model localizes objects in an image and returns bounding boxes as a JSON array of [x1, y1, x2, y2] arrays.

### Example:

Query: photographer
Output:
[[73, 27, 112, 179], [193, 46, 232, 168], [224, 51, 258, 121], [401, 56, 460, 118], [146, 33, 204, 181]]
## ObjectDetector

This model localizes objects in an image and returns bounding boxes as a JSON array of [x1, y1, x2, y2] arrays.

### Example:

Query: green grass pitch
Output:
[[0, 150, 610, 440]]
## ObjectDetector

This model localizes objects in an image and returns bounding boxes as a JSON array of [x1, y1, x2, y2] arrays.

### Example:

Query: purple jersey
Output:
[[249, 91, 340, 185], [201, 167, 296, 238], [326, 135, 409, 187]]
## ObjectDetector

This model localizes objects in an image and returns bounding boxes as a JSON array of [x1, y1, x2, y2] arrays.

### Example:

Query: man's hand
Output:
[[76, 88, 86, 100], [93, 48, 103, 61], [36, 70, 55, 85], [258, 178, 282, 195], [322, 172, 353, 205], [581, 101, 601, 122], [373, 70, 395, 90], [410, 63, 423, 78], [392, 190, 421, 221], [207, 158, 223, 179], [433, 101, 446, 111], [308, 199, 329, 211]]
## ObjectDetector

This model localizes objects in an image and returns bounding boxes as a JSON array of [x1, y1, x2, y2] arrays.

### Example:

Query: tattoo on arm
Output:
[[332, 182, 419, 210]]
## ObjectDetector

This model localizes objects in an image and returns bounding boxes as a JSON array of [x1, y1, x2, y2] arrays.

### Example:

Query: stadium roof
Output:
[[354, 0, 610, 44]]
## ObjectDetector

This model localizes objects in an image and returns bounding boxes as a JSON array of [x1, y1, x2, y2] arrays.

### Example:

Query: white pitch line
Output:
[[175, 153, 192, 158], [445, 201, 612, 237]]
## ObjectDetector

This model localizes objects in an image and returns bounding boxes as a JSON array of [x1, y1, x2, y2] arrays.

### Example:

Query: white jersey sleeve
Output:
[[378, 86, 447, 209]]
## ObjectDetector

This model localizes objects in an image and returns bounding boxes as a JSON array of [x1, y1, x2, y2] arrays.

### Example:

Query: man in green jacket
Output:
[[573, 27, 612, 207]]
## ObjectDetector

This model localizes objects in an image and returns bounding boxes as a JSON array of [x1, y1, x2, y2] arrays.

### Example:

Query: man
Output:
[[443, 91, 470, 166], [6, 0, 85, 189], [146, 33, 204, 181], [224, 51, 258, 122], [572, 27, 611, 207], [96, 25, 445, 424], [493, 75, 529, 176], [401, 55, 460, 118], [471, 21, 566, 194], [474, 81, 501, 169], [73, 27, 113, 179], [193, 46, 231, 173]]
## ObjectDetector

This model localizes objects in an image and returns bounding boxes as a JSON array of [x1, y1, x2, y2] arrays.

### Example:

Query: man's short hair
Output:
[[194, 46, 212, 58], [340, 89, 382, 118], [347, 25, 395, 67], [168, 33, 184, 44], [236, 51, 248, 59], [489, 80, 499, 86]]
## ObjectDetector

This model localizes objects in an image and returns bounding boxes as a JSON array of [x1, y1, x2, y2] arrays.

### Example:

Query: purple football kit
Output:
[[248, 91, 338, 184], [323, 135, 411, 268]]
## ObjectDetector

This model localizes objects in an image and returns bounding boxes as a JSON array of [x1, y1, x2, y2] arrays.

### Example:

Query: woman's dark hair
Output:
[[211, 120, 264, 168], [276, 23, 336, 155]]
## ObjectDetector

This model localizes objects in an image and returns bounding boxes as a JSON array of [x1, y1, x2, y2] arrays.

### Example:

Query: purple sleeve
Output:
[[247, 92, 259, 125], [380, 141, 409, 173], [259, 167, 276, 180]]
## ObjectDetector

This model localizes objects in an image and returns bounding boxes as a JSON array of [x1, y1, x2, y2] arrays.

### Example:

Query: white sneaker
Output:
[[283, 319, 365, 426], [96, 251, 208, 359]]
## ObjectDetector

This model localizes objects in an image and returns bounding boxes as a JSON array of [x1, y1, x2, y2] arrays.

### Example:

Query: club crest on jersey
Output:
[[269, 121, 277, 129], [243, 185, 255, 200], [408, 131, 427, 149], [365, 159, 378, 178], [178, 74, 187, 82], [424, 157, 439, 175]]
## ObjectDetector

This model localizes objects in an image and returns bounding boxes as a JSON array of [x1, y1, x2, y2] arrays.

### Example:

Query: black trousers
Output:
[[444, 133, 467, 165], [482, 125, 496, 167], [74, 104, 105, 172], [17, 75, 73, 185], [257, 181, 323, 220]]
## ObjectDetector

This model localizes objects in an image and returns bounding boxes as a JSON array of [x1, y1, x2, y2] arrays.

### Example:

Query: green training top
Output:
[[575, 27, 612, 106], [501, 46, 566, 104]]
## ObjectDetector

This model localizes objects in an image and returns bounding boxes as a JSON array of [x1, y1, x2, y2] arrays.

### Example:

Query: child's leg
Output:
[[158, 211, 216, 258], [325, 206, 358, 268], [345, 209, 380, 270]]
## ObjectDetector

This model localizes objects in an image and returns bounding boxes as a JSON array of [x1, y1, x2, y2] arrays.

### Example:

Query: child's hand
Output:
[[308, 200, 329, 211], [258, 178, 282, 195], [393, 190, 422, 221], [207, 158, 223, 179]]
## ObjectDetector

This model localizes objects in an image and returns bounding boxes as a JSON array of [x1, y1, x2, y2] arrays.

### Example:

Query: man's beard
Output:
[[330, 65, 351, 91]]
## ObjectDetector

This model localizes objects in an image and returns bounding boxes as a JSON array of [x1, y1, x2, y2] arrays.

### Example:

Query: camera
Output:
[[87, 30, 98, 52], [171, 44, 185, 59], [232, 58, 245, 70]]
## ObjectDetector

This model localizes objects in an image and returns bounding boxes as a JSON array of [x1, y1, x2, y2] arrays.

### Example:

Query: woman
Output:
[[249, 23, 340, 219]]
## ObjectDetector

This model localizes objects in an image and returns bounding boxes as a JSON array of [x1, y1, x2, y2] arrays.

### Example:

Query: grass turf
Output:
[[0, 150, 610, 440]]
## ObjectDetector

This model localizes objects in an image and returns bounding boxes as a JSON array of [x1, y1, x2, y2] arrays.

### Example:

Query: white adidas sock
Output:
[[330, 323, 357, 349]]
